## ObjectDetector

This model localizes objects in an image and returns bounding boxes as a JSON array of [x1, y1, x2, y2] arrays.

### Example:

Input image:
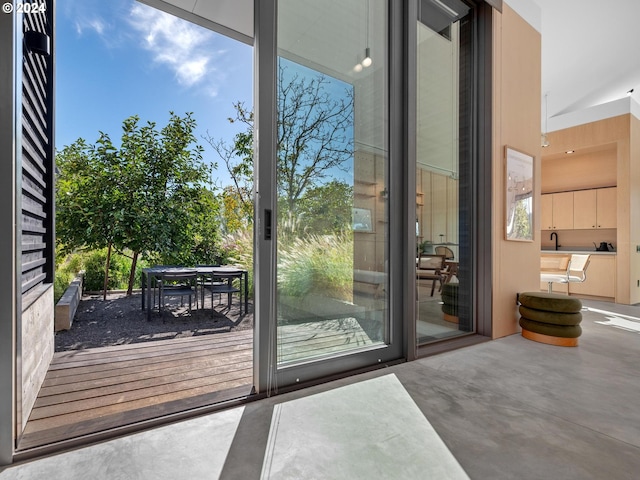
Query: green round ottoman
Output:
[[441, 283, 458, 324], [518, 292, 583, 346]]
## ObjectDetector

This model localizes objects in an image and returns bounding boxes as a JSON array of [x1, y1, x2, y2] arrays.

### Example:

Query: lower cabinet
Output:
[[569, 255, 615, 298], [540, 254, 616, 299]]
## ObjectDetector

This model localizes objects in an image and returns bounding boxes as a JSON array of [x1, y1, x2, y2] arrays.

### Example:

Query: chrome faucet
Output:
[[550, 232, 559, 250]]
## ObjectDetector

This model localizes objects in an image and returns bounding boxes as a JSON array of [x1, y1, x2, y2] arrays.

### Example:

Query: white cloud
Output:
[[74, 16, 108, 36], [127, 3, 219, 88], [62, 0, 115, 38]]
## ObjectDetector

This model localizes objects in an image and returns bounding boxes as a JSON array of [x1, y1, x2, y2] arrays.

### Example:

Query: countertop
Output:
[[541, 248, 616, 255]]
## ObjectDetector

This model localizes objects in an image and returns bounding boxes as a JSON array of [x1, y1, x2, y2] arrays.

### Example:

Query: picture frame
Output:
[[352, 207, 373, 232], [505, 146, 534, 242]]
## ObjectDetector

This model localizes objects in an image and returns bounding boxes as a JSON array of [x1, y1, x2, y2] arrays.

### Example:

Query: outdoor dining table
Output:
[[141, 265, 249, 319]]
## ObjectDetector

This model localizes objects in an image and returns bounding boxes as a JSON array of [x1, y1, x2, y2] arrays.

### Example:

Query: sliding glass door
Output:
[[255, 0, 403, 391], [415, 0, 475, 345]]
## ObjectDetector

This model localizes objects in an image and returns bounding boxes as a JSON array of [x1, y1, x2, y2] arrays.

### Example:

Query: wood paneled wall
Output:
[[491, 4, 541, 339], [541, 146, 617, 194], [629, 115, 640, 304], [544, 114, 639, 304]]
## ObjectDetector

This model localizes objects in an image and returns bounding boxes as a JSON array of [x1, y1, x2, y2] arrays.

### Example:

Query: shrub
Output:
[[221, 229, 254, 298], [82, 250, 131, 291], [54, 245, 86, 302], [277, 232, 353, 302], [54, 268, 76, 303], [54, 248, 150, 300]]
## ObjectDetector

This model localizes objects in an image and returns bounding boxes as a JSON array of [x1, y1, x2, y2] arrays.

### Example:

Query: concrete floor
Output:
[[2, 299, 639, 479]]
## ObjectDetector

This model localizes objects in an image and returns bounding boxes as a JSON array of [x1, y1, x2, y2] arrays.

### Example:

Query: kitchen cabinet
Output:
[[568, 254, 616, 298], [572, 190, 596, 229], [541, 191, 573, 230], [573, 187, 616, 229], [595, 187, 616, 228]]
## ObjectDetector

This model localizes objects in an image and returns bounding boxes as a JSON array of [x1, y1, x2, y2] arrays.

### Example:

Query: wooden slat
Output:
[[44, 344, 253, 387], [38, 357, 253, 399], [21, 272, 46, 294], [53, 329, 252, 360], [22, 181, 47, 204], [21, 257, 46, 274], [21, 200, 47, 219], [48, 335, 252, 373], [29, 368, 253, 420], [25, 371, 253, 432], [42, 349, 253, 390]]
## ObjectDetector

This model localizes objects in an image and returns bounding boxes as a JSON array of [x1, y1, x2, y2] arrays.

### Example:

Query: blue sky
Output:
[[55, 0, 253, 187]]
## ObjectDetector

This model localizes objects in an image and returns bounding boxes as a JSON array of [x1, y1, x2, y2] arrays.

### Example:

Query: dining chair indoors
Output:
[[416, 253, 446, 296], [435, 246, 455, 260], [540, 254, 591, 293]]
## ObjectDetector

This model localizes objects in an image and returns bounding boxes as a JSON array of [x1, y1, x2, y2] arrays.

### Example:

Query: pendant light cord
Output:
[[366, 0, 370, 49], [544, 93, 549, 134]]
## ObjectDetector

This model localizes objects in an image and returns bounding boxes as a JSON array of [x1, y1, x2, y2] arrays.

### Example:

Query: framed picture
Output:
[[505, 146, 534, 242], [352, 207, 373, 232]]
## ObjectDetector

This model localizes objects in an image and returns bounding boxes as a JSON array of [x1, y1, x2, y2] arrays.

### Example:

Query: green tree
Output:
[[513, 199, 532, 239], [55, 136, 124, 298], [205, 62, 354, 228], [203, 102, 253, 234], [56, 112, 215, 296], [297, 180, 353, 234], [276, 62, 354, 213]]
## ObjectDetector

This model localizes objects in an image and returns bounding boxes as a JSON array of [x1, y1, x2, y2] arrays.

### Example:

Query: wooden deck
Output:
[[18, 330, 254, 452], [18, 315, 378, 453], [277, 317, 379, 363]]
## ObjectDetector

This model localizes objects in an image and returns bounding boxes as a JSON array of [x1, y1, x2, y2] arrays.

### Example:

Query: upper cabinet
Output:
[[543, 187, 616, 231], [573, 187, 616, 229], [595, 187, 616, 229], [541, 191, 573, 230], [572, 189, 597, 228]]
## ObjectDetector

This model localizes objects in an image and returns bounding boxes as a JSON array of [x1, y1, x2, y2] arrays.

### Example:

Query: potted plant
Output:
[[419, 240, 434, 254]]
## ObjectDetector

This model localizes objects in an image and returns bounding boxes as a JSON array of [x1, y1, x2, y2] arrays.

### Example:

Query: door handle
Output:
[[264, 209, 272, 240]]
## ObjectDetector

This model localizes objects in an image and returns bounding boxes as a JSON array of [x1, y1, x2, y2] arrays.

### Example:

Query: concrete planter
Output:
[[54, 272, 84, 331]]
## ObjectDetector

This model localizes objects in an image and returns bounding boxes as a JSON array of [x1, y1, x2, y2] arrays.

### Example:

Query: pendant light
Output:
[[354, 0, 372, 71], [362, 0, 372, 67]]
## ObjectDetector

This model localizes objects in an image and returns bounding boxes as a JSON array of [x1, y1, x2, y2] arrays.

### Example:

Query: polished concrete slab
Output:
[[1, 299, 639, 479], [2, 408, 245, 480], [260, 375, 468, 479], [396, 301, 640, 479]]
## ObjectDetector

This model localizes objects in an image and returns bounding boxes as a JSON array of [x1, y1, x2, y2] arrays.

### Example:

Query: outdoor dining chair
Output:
[[197, 264, 225, 308], [158, 269, 198, 318], [200, 268, 242, 315]]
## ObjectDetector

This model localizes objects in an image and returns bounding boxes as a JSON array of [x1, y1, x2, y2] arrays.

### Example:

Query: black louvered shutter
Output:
[[21, 2, 55, 297]]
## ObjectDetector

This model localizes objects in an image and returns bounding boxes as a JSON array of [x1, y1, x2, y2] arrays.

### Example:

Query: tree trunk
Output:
[[127, 251, 139, 296], [103, 242, 112, 301]]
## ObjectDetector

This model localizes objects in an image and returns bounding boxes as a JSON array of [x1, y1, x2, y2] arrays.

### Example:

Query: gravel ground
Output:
[[54, 291, 253, 352]]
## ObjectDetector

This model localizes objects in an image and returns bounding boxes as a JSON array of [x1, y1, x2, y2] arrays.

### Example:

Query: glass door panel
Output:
[[275, 0, 389, 366], [416, 1, 474, 344]]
